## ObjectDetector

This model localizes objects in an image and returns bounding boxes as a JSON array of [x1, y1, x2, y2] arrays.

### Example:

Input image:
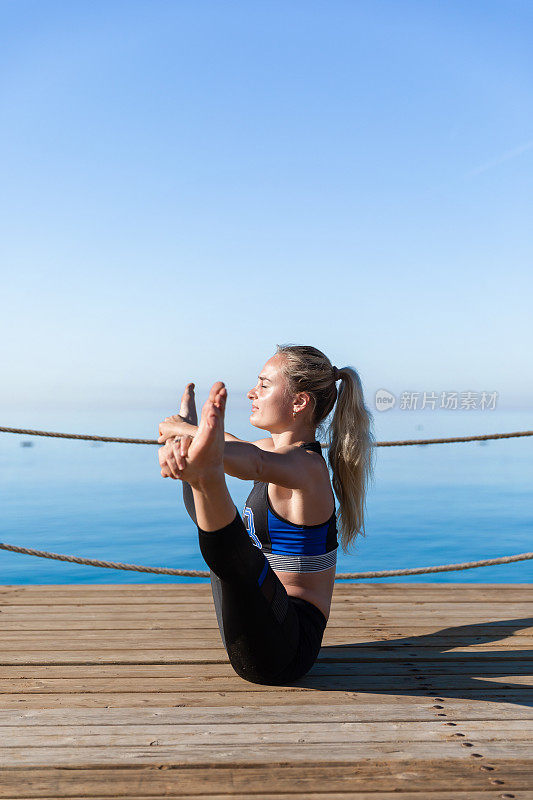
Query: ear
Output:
[[293, 391, 312, 414]]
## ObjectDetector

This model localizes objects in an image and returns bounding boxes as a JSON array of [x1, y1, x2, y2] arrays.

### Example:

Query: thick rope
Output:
[[0, 426, 156, 445], [0, 541, 531, 579], [1, 426, 531, 579], [1, 426, 532, 447]]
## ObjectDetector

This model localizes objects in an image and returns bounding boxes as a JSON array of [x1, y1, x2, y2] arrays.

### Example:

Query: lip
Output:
[[251, 406, 258, 412]]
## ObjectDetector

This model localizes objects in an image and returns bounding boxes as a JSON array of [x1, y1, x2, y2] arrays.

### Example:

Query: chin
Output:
[[250, 416, 268, 431]]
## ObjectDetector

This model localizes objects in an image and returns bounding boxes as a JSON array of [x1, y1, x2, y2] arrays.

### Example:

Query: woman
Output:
[[158, 344, 374, 685]]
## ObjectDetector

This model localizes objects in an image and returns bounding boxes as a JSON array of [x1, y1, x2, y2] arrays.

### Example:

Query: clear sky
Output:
[[1, 0, 532, 413]]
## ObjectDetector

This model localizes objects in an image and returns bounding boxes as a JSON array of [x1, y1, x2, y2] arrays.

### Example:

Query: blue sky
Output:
[[1, 0, 532, 413]]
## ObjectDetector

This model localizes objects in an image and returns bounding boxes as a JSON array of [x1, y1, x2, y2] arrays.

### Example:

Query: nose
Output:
[[247, 387, 256, 400]]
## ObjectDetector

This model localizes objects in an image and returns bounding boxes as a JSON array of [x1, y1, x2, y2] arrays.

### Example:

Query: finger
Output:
[[178, 438, 192, 468], [160, 447, 171, 476], [158, 442, 176, 469], [165, 451, 180, 479], [171, 438, 186, 470], [158, 446, 168, 468], [159, 430, 178, 443], [180, 434, 193, 457], [169, 440, 186, 474]]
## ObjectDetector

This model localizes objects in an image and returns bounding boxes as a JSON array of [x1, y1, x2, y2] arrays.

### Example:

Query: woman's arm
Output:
[[159, 383, 317, 492], [161, 435, 320, 490], [223, 441, 321, 489], [158, 417, 242, 444]]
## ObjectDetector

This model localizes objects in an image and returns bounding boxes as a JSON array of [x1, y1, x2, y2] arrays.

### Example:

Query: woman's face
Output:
[[247, 354, 294, 433]]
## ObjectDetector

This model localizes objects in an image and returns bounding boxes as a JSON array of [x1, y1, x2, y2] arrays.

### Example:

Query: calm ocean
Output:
[[1, 404, 531, 585]]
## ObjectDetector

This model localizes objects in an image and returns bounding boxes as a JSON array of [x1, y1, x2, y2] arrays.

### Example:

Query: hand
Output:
[[159, 435, 194, 479], [158, 414, 192, 443]]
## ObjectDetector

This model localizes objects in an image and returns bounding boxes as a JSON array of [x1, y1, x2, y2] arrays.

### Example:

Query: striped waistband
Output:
[[264, 547, 337, 573]]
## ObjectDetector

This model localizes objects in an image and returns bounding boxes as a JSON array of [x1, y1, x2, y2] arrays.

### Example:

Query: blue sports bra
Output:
[[242, 441, 338, 573]]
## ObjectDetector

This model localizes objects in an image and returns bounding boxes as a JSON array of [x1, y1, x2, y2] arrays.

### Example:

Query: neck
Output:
[[270, 425, 317, 449]]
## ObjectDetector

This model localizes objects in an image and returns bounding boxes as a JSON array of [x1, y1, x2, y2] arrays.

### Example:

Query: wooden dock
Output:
[[0, 582, 531, 798]]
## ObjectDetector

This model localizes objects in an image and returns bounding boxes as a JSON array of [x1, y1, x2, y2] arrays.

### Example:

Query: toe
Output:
[[208, 381, 225, 402], [214, 386, 227, 410]]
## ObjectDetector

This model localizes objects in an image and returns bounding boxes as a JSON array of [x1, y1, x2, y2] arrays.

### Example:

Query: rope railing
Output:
[[1, 425, 532, 447], [0, 541, 531, 579], [1, 425, 531, 580]]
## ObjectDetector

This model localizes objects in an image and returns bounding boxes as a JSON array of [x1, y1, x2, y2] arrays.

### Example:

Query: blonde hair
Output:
[[275, 344, 375, 552]]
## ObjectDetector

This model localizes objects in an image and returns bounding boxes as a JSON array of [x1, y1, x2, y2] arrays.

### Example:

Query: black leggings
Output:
[[197, 507, 328, 685]]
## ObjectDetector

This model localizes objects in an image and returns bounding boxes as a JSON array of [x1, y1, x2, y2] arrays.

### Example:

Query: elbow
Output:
[[222, 442, 263, 481]]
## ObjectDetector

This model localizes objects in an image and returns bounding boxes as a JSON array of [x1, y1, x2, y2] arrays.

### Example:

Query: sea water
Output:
[[0, 404, 531, 584]]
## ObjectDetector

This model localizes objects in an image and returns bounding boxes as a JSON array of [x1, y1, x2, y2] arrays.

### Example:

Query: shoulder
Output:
[[257, 440, 325, 469], [256, 442, 326, 490], [252, 437, 275, 451]]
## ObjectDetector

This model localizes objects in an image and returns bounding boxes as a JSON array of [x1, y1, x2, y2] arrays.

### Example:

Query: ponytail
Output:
[[276, 344, 375, 552], [326, 367, 375, 551]]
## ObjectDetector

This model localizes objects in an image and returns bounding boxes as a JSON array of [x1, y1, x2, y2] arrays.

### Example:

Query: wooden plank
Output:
[[1, 626, 530, 643], [1, 631, 531, 647], [1, 616, 530, 630], [6, 618, 526, 629], [0, 761, 532, 794], [7, 795, 533, 800], [0, 689, 529, 708], [1, 611, 530, 625], [2, 601, 532, 612], [0, 674, 531, 694], [2, 741, 533, 766], [1, 648, 532, 666], [1, 659, 531, 677], [1, 619, 530, 634], [0, 579, 533, 600], [1, 595, 531, 607], [0, 635, 530, 650], [1, 719, 532, 748], [0, 615, 530, 630], [1, 589, 531, 600], [2, 702, 532, 725]]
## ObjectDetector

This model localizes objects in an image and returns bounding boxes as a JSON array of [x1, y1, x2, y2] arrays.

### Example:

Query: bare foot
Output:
[[179, 382, 198, 425], [158, 383, 198, 444], [174, 381, 227, 487]]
